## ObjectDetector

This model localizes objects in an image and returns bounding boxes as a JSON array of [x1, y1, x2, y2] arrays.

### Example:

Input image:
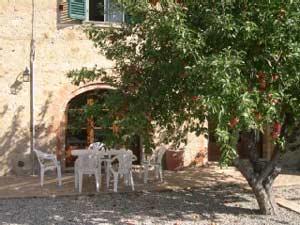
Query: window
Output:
[[68, 0, 125, 23]]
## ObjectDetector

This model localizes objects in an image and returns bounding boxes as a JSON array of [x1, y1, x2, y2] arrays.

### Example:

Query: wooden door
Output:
[[207, 121, 263, 161]]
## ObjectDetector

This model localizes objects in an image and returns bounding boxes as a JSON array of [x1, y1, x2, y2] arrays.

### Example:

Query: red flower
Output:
[[230, 117, 239, 128], [273, 122, 282, 133], [258, 71, 266, 80], [259, 79, 266, 90], [192, 96, 199, 102], [271, 131, 279, 139], [272, 73, 279, 81]]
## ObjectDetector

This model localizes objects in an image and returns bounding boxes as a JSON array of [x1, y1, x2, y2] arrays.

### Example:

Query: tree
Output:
[[68, 0, 300, 215]]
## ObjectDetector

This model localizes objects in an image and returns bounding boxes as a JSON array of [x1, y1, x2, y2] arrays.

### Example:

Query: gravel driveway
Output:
[[0, 185, 299, 225]]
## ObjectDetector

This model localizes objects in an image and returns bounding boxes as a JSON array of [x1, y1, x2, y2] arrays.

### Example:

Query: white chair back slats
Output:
[[88, 142, 106, 151], [115, 151, 133, 174], [76, 154, 98, 171], [104, 148, 127, 160]]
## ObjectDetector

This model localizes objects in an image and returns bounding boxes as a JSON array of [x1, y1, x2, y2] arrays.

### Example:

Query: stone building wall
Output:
[[0, 0, 207, 175], [0, 0, 113, 175], [0, 1, 32, 175]]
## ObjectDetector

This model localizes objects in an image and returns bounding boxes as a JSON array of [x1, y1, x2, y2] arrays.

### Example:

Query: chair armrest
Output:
[[110, 155, 118, 163], [132, 155, 138, 162], [43, 154, 60, 166], [40, 152, 56, 160], [141, 160, 150, 165]]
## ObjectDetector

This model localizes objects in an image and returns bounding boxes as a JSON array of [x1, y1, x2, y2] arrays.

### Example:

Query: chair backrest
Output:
[[106, 148, 126, 158], [33, 149, 57, 167], [112, 151, 133, 174], [88, 142, 105, 151], [76, 152, 98, 171], [155, 146, 167, 164], [33, 149, 43, 166]]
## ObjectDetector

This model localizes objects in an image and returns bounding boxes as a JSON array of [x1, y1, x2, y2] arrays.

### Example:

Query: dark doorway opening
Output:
[[65, 89, 141, 167], [207, 121, 263, 162]]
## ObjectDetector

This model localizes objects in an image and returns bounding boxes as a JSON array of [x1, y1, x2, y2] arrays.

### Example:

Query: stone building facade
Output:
[[1, 1, 299, 176], [0, 0, 208, 175]]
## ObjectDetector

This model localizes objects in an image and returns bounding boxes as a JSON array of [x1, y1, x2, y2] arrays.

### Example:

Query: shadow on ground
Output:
[[0, 184, 258, 225]]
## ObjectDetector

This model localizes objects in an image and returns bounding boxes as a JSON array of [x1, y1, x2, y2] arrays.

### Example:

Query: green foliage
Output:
[[68, 1, 300, 161]]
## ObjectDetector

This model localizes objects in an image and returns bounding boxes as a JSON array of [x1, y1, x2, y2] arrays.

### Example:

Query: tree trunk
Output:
[[233, 115, 298, 215], [234, 130, 282, 215], [252, 180, 278, 215], [235, 158, 280, 215]]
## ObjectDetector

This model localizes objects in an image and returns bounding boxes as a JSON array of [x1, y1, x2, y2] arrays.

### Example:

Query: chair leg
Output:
[[139, 166, 143, 179], [124, 174, 128, 185], [113, 173, 118, 192], [104, 161, 107, 174], [74, 170, 78, 189], [98, 167, 102, 188], [40, 168, 44, 187], [155, 165, 159, 179], [79, 172, 83, 193], [159, 166, 163, 182], [95, 171, 100, 192], [57, 166, 62, 186], [130, 171, 134, 191], [106, 163, 111, 189], [144, 165, 149, 184]]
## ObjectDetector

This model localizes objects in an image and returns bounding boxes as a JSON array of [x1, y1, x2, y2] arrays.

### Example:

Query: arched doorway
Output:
[[64, 89, 141, 167]]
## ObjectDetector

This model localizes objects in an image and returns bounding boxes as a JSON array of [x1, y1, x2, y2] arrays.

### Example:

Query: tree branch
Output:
[[234, 158, 257, 185], [257, 115, 288, 184]]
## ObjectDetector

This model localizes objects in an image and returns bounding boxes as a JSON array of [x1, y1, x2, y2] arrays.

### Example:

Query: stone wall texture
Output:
[[0, 0, 207, 175]]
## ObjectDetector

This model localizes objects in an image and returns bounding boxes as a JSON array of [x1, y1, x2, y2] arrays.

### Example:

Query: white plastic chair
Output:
[[104, 149, 126, 189], [74, 151, 101, 193], [88, 142, 106, 176], [33, 149, 62, 187], [141, 146, 167, 184], [88, 142, 106, 151], [108, 150, 135, 192]]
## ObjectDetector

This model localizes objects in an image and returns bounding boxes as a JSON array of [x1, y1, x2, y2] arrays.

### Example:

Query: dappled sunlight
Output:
[[0, 180, 33, 191], [0, 167, 251, 199]]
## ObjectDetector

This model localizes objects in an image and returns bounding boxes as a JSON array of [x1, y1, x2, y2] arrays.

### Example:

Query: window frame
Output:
[[85, 0, 125, 24]]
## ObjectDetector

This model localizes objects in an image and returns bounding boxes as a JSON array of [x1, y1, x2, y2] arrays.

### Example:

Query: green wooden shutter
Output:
[[69, 0, 86, 20]]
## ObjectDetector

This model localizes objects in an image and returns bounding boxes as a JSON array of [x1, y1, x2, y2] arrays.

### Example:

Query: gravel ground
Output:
[[0, 185, 299, 225]]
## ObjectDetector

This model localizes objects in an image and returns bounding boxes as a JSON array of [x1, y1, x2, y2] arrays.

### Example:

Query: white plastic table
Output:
[[71, 149, 136, 189]]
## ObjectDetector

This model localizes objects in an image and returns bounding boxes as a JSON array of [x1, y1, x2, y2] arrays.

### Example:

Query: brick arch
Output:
[[54, 83, 115, 167], [62, 83, 116, 112]]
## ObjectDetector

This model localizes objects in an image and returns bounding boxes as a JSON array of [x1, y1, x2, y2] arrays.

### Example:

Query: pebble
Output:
[[0, 185, 299, 224]]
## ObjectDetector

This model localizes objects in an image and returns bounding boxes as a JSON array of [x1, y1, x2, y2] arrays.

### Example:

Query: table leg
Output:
[[106, 161, 111, 189]]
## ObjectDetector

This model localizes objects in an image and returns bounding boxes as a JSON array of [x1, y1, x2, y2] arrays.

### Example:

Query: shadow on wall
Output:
[[0, 94, 57, 176], [33, 93, 58, 165], [0, 105, 30, 175], [9, 72, 24, 95]]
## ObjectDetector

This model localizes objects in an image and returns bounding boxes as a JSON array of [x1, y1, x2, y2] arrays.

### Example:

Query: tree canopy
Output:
[[69, 0, 300, 157], [68, 0, 300, 214]]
